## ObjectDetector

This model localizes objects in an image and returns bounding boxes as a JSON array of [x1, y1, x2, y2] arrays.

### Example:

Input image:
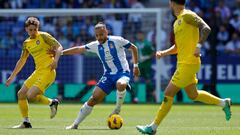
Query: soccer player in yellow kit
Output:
[[136, 0, 232, 134], [5, 17, 63, 128]]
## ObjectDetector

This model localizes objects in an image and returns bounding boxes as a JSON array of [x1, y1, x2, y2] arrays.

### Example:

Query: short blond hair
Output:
[[25, 17, 40, 28]]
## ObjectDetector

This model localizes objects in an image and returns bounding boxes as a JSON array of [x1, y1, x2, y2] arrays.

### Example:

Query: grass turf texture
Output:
[[0, 104, 239, 135]]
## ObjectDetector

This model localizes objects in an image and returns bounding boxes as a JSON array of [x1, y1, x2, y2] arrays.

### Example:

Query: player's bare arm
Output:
[[183, 13, 211, 57], [156, 44, 178, 59], [46, 46, 86, 56], [128, 44, 140, 77], [41, 33, 63, 70], [62, 46, 86, 55], [5, 46, 29, 86]]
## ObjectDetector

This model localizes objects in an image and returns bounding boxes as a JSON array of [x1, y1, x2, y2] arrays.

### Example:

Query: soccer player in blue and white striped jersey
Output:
[[61, 22, 140, 129]]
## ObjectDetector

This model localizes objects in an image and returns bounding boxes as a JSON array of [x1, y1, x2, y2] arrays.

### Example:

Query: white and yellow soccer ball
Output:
[[107, 114, 123, 129]]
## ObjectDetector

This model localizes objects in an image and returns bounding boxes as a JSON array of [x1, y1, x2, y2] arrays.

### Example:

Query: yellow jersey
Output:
[[174, 9, 201, 64], [23, 31, 59, 70]]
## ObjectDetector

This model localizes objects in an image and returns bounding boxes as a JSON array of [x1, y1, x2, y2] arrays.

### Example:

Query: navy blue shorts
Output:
[[97, 72, 130, 95]]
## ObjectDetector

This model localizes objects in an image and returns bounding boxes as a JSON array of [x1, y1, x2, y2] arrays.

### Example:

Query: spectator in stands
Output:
[[101, 0, 114, 8], [216, 25, 230, 54], [217, 25, 230, 45], [54, 0, 67, 8], [42, 17, 56, 34], [114, 0, 129, 8], [188, 0, 202, 14], [61, 20, 74, 37], [128, 0, 145, 32], [215, 0, 231, 21], [105, 14, 123, 36], [230, 13, 240, 32], [1, 32, 16, 55], [147, 22, 167, 50], [225, 32, 240, 55], [1, 1, 11, 8], [16, 31, 25, 49], [9, 0, 23, 9], [233, 1, 240, 17], [66, 0, 80, 8], [57, 32, 69, 49]]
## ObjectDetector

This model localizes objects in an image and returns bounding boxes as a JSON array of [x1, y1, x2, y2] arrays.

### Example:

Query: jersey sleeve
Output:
[[20, 41, 29, 57], [118, 37, 132, 49], [22, 41, 27, 51], [40, 32, 61, 47], [84, 41, 98, 53], [182, 12, 203, 27]]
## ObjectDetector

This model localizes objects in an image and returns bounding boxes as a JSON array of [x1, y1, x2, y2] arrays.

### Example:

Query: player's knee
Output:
[[26, 93, 36, 102], [187, 93, 198, 100], [116, 82, 127, 91], [164, 90, 175, 97], [17, 90, 26, 99], [88, 96, 100, 106]]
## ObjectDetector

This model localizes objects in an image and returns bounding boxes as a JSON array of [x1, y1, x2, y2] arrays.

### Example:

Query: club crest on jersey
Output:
[[178, 20, 182, 25], [36, 40, 40, 45], [109, 43, 114, 49]]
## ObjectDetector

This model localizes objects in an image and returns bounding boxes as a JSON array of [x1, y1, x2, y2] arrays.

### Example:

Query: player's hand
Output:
[[194, 47, 201, 57], [133, 67, 140, 77], [5, 76, 14, 86], [47, 46, 56, 57], [48, 60, 58, 70], [156, 51, 164, 59]]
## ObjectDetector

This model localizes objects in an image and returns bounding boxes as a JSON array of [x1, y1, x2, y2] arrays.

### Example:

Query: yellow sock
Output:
[[18, 99, 29, 118], [194, 90, 221, 105], [153, 96, 173, 125], [35, 95, 51, 105]]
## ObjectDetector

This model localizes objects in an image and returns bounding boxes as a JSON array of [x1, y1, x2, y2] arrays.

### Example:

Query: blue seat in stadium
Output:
[[0, 49, 5, 57]]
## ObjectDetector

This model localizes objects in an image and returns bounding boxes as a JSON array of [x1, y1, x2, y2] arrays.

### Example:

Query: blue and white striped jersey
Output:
[[84, 35, 132, 75]]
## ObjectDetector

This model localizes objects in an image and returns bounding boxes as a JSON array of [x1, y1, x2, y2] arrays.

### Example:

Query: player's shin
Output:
[[73, 102, 93, 126], [151, 96, 173, 130], [35, 95, 51, 105], [18, 99, 29, 122], [194, 90, 224, 106], [114, 89, 126, 114]]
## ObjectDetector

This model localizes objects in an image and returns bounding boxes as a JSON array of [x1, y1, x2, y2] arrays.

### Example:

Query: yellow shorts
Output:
[[24, 69, 56, 92], [171, 63, 200, 88]]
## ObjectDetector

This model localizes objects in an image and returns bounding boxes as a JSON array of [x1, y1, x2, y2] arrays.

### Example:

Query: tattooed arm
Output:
[[183, 13, 211, 45], [183, 13, 211, 57], [41, 32, 63, 70]]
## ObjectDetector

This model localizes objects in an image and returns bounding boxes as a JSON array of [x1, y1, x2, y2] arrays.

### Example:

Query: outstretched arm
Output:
[[62, 46, 86, 55], [6, 49, 29, 86], [156, 44, 177, 59], [128, 44, 140, 77]]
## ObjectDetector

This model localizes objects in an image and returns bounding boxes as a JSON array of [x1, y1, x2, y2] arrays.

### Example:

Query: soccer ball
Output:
[[107, 114, 123, 129]]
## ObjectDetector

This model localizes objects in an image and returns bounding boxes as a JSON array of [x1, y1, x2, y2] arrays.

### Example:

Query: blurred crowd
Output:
[[0, 0, 134, 9], [0, 0, 149, 57], [0, 0, 239, 57], [186, 0, 240, 55]]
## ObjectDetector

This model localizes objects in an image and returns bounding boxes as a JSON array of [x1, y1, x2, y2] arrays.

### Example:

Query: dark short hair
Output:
[[94, 22, 106, 29], [170, 0, 186, 5], [25, 16, 40, 28]]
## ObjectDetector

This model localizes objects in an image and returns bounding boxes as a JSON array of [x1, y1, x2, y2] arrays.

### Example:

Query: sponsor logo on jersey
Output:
[[36, 40, 40, 45]]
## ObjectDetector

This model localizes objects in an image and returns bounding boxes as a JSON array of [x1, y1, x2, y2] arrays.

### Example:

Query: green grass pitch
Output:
[[0, 103, 239, 135]]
